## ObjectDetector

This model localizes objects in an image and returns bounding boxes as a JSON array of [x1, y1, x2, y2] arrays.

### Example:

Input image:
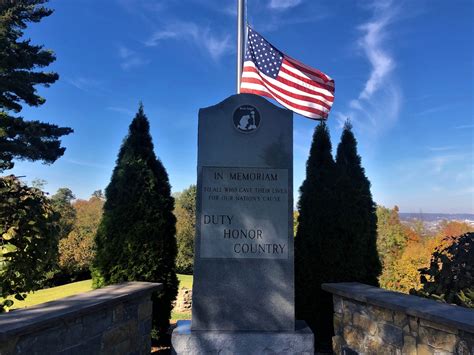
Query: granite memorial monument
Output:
[[171, 93, 314, 354]]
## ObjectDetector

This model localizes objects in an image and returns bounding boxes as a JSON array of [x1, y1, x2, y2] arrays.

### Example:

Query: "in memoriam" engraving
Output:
[[200, 167, 289, 259]]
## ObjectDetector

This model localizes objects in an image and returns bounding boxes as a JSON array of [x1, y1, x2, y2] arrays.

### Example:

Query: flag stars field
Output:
[[242, 26, 335, 120]]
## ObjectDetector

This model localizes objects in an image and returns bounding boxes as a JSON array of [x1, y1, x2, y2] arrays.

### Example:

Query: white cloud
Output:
[[338, 0, 400, 136], [357, 18, 394, 100], [268, 0, 302, 10], [118, 45, 149, 70], [145, 22, 232, 61]]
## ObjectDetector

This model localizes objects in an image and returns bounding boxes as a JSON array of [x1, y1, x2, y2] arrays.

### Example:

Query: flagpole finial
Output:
[[237, 0, 245, 94]]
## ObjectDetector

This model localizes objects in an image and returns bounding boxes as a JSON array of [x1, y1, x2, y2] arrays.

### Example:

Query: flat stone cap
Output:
[[0, 281, 162, 340], [322, 282, 474, 333]]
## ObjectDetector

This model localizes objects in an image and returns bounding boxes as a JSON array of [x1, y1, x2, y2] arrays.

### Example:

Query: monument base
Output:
[[171, 320, 314, 355]]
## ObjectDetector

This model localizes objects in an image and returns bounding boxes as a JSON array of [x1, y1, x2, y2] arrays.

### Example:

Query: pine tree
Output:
[[0, 0, 72, 171], [335, 121, 381, 286], [295, 122, 341, 351], [92, 104, 178, 340]]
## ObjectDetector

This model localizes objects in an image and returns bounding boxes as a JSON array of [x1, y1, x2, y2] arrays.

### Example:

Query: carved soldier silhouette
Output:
[[237, 110, 257, 131]]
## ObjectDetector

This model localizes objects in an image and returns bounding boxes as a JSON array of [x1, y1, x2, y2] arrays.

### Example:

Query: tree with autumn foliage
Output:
[[378, 212, 474, 293], [51, 188, 76, 240], [437, 220, 474, 239], [376, 205, 408, 289], [387, 237, 438, 293], [59, 194, 104, 278], [174, 185, 196, 274]]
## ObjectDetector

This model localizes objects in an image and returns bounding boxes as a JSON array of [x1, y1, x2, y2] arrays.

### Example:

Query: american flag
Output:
[[240, 26, 335, 120]]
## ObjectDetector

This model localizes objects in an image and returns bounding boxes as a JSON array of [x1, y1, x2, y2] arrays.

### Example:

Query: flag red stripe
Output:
[[281, 63, 335, 93], [241, 76, 332, 111], [275, 74, 334, 102], [240, 87, 327, 120], [243, 65, 334, 102], [240, 88, 275, 100], [280, 62, 335, 93], [241, 78, 329, 118], [285, 57, 334, 85]]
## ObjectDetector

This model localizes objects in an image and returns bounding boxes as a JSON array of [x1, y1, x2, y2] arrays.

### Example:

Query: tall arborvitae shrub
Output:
[[335, 121, 381, 286], [295, 122, 340, 351], [92, 104, 178, 340]]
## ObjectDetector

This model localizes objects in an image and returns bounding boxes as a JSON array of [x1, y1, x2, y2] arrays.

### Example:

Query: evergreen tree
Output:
[[295, 122, 341, 351], [92, 104, 178, 340], [0, 0, 72, 171], [335, 121, 381, 286]]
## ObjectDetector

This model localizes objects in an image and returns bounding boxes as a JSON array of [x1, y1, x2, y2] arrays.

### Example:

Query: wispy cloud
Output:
[[427, 153, 466, 174], [198, 0, 237, 16], [414, 104, 452, 117], [118, 45, 150, 70], [454, 124, 474, 129], [106, 106, 135, 116], [394, 152, 470, 187], [145, 21, 232, 61], [117, 0, 165, 13], [268, 0, 302, 10], [336, 0, 401, 136], [66, 77, 106, 94], [64, 159, 109, 170], [248, 1, 327, 32], [357, 16, 394, 100], [117, 0, 166, 27], [427, 146, 456, 152]]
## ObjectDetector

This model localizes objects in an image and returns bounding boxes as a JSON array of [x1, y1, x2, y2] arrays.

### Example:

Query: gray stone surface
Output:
[[322, 282, 474, 333], [326, 283, 474, 355], [0, 282, 159, 355], [0, 281, 161, 340], [172, 320, 314, 355], [192, 93, 294, 331]]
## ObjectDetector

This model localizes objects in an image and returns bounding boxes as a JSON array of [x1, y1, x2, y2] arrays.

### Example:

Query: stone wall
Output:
[[0, 282, 162, 355], [322, 283, 474, 355], [173, 288, 192, 313]]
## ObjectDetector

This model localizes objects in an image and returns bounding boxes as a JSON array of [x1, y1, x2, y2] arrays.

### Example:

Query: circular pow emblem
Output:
[[233, 105, 261, 133]]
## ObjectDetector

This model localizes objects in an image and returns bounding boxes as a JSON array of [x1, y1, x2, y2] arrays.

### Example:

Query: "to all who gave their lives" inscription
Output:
[[200, 167, 289, 259]]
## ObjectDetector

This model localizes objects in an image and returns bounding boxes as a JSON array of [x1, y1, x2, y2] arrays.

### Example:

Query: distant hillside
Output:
[[399, 213, 474, 222]]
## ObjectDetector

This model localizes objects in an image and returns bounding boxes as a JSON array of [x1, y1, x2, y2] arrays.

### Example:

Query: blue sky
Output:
[[10, 0, 473, 213]]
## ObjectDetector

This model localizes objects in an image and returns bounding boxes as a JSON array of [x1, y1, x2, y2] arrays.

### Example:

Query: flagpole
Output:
[[237, 0, 245, 93]]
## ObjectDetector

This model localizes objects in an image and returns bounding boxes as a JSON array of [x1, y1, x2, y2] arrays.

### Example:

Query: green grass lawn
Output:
[[177, 273, 193, 289], [2, 274, 194, 321], [5, 279, 93, 310]]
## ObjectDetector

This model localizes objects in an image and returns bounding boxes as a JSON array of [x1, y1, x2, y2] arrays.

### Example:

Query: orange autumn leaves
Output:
[[377, 206, 473, 294]]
